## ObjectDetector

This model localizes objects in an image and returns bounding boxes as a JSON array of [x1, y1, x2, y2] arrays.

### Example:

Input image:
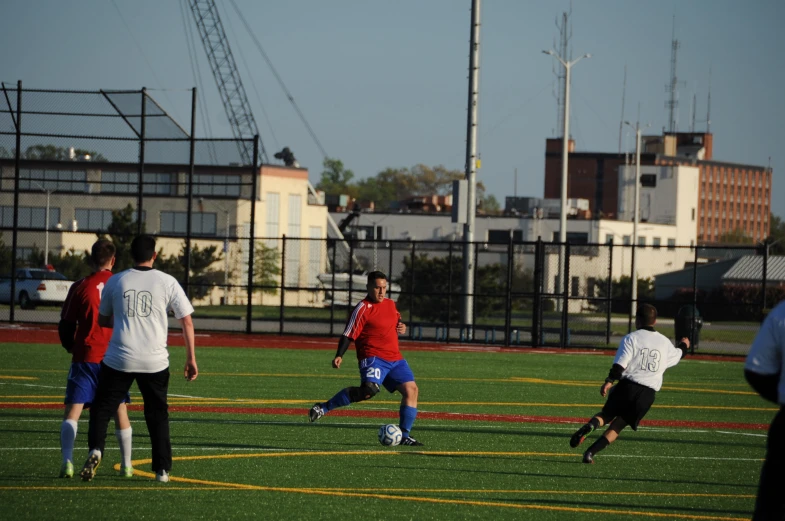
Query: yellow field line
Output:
[[0, 375, 37, 380], [118, 457, 749, 521]]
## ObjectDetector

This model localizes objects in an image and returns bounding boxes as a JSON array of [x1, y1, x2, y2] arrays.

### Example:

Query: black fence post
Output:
[[504, 234, 514, 347], [472, 241, 479, 337], [628, 241, 636, 333], [184, 87, 196, 297], [447, 241, 453, 343], [761, 241, 769, 319], [329, 241, 336, 336], [409, 241, 416, 327], [532, 237, 542, 347], [9, 81, 22, 323], [690, 244, 699, 355], [137, 88, 146, 236], [245, 136, 259, 335], [605, 242, 614, 345], [561, 242, 571, 348], [347, 239, 355, 320], [279, 235, 286, 335]]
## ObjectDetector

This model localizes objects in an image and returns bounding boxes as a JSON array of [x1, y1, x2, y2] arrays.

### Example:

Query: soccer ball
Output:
[[378, 424, 402, 446]]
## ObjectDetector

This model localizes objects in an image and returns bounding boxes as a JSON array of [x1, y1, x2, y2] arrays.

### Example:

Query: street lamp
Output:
[[543, 48, 590, 300]]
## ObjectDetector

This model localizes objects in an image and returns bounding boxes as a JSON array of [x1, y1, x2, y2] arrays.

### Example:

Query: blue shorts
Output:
[[359, 357, 415, 393], [64, 362, 131, 407]]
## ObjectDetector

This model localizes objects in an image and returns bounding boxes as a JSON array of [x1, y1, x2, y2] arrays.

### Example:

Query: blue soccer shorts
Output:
[[359, 357, 415, 393], [64, 362, 131, 407]]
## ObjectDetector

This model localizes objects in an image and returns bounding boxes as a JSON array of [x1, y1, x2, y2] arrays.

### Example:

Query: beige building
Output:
[[0, 160, 328, 307]]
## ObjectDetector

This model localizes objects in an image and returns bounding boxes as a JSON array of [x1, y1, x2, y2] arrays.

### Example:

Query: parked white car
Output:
[[0, 268, 74, 309]]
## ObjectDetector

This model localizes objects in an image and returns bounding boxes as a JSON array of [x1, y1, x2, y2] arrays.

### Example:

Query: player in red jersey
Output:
[[308, 271, 423, 445], [57, 240, 132, 478]]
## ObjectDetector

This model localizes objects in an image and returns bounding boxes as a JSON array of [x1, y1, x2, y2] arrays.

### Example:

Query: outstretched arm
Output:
[[601, 363, 625, 397], [333, 335, 352, 369], [179, 314, 198, 381]]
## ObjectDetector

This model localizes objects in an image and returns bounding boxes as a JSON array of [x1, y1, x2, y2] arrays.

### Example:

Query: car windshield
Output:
[[28, 270, 68, 280]]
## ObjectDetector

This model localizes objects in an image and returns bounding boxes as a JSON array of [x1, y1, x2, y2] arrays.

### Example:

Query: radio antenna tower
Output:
[[665, 16, 684, 133]]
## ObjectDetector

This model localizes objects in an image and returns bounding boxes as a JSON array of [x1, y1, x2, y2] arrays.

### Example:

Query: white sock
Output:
[[115, 427, 133, 468], [60, 419, 78, 464]]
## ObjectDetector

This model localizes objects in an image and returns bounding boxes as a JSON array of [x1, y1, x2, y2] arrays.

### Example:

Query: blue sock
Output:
[[324, 389, 351, 412], [399, 405, 417, 437]]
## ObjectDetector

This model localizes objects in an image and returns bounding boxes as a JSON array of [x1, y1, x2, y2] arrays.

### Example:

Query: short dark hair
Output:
[[367, 271, 388, 285], [636, 303, 657, 327], [90, 240, 115, 267], [130, 235, 156, 263]]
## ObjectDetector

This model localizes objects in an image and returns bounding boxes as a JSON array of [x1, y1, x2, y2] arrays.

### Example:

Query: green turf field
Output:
[[0, 342, 772, 520]]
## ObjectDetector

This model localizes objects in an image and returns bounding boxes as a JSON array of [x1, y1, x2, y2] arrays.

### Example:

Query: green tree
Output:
[[397, 253, 511, 322], [98, 204, 144, 272], [23, 144, 106, 161], [155, 243, 224, 300], [590, 275, 654, 314], [767, 213, 785, 255], [717, 228, 755, 245], [480, 194, 501, 214], [0, 238, 12, 275], [253, 242, 281, 295], [21, 246, 92, 281], [316, 158, 355, 196]]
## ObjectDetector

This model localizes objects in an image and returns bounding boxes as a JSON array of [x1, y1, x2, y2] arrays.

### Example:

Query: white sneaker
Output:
[[156, 470, 170, 483]]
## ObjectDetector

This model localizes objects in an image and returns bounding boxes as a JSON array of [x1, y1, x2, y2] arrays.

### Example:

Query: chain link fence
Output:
[[0, 84, 774, 356]]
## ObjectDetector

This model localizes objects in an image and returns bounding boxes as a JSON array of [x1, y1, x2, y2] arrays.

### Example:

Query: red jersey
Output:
[[343, 297, 403, 362], [60, 270, 113, 364]]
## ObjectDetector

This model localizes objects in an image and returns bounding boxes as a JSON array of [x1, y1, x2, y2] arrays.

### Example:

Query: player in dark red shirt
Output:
[[308, 271, 423, 446], [57, 240, 132, 478]]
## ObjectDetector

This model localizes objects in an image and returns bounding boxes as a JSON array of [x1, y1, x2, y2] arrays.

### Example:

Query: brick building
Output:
[[544, 132, 772, 243]]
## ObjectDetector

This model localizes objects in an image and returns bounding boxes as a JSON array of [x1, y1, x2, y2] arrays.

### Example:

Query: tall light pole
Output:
[[623, 120, 649, 322], [33, 181, 58, 266], [543, 49, 590, 298]]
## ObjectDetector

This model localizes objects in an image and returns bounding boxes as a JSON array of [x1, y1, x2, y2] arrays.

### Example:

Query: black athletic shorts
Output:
[[601, 378, 656, 431]]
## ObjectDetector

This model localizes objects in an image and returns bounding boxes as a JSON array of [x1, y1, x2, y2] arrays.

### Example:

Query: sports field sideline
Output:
[[0, 325, 771, 520]]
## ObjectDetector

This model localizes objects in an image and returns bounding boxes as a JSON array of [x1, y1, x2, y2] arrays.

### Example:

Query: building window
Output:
[[193, 174, 241, 197], [667, 238, 676, 250], [265, 192, 280, 243], [587, 277, 596, 298], [307, 226, 322, 288], [691, 208, 696, 221], [288, 194, 302, 238], [20, 168, 87, 192], [571, 276, 580, 297], [101, 171, 174, 195], [0, 206, 60, 229], [652, 237, 661, 249], [638, 236, 646, 246], [160, 211, 216, 236], [489, 229, 523, 243], [623, 235, 631, 245], [605, 233, 614, 244]]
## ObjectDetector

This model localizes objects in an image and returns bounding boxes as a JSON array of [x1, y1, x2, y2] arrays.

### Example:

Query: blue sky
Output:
[[2, 0, 783, 217]]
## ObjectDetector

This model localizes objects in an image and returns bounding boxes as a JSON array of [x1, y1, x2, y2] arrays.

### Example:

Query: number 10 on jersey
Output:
[[123, 289, 153, 318]]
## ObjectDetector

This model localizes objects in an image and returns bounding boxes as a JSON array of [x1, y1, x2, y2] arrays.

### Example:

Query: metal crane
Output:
[[188, 0, 267, 164], [186, 0, 359, 270]]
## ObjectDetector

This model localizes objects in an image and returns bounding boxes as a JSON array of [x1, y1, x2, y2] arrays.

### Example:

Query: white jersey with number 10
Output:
[[99, 268, 194, 373], [613, 329, 684, 391]]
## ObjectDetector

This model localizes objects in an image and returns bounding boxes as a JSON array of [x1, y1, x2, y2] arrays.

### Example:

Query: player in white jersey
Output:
[[80, 235, 197, 483], [744, 300, 785, 520], [569, 303, 689, 463]]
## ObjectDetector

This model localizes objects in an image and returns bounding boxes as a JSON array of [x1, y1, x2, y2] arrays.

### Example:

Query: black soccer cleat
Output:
[[570, 424, 593, 448], [400, 436, 424, 446], [308, 403, 325, 423], [582, 451, 595, 464]]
